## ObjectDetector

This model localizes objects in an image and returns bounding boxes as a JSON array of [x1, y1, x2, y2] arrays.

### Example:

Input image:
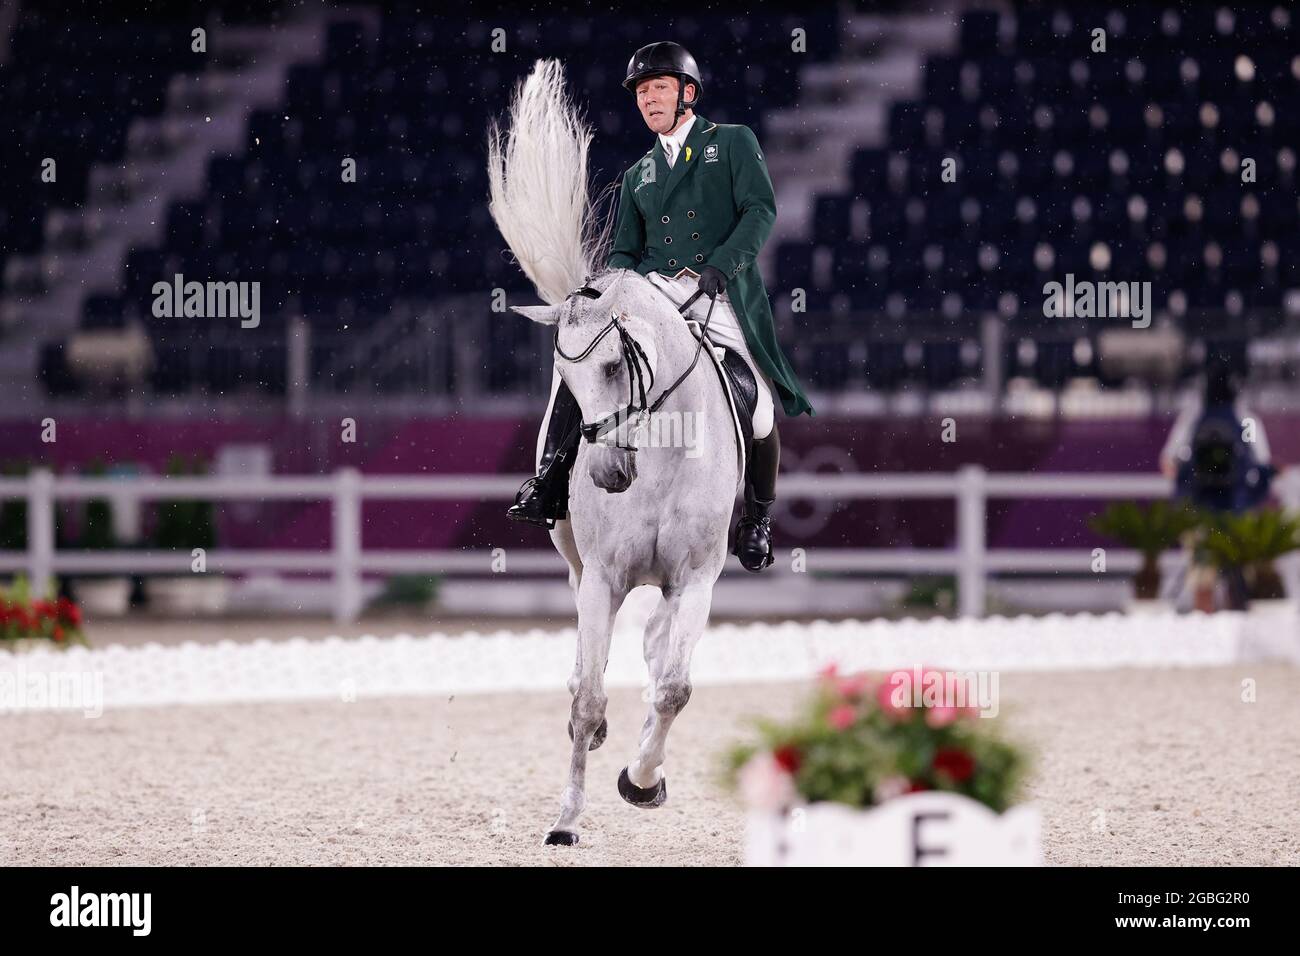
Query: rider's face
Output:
[[636, 75, 694, 135]]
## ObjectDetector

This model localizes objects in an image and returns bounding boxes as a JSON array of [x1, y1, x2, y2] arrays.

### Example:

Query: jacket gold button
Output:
[[691, 232, 699, 240], [668, 258, 677, 267], [695, 254, 704, 262], [661, 215, 670, 223], [664, 236, 672, 244], [687, 210, 696, 218]]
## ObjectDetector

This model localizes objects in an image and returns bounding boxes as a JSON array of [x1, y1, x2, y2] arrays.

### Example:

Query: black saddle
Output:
[[686, 324, 756, 472]]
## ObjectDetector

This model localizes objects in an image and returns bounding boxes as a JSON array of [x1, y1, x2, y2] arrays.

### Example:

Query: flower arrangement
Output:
[[724, 665, 1029, 814], [0, 576, 88, 648]]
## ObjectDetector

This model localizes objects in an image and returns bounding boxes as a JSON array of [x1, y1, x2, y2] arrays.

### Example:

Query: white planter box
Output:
[[745, 792, 1041, 867], [74, 577, 133, 617], [1241, 599, 1299, 663], [145, 576, 231, 616], [1125, 598, 1174, 615], [1, 638, 60, 654]]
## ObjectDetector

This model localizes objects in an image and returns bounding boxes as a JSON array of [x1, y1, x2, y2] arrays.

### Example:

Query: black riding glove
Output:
[[698, 265, 728, 299]]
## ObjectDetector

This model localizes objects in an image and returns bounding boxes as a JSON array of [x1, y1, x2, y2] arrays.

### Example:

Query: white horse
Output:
[[488, 59, 742, 845]]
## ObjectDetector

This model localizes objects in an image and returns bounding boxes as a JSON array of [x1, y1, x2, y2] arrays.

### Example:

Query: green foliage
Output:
[[900, 575, 955, 611], [1199, 508, 1300, 568], [0, 460, 31, 550], [1089, 500, 1201, 557], [370, 574, 441, 607], [76, 460, 117, 550], [153, 455, 217, 551], [80, 500, 116, 550], [0, 498, 26, 551], [1199, 508, 1300, 600]]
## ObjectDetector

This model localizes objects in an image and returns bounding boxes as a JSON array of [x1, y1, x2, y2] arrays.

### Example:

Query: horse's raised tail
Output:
[[488, 58, 611, 306]]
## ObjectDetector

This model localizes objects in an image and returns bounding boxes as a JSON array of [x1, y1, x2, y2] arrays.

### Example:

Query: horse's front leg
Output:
[[546, 570, 621, 846], [621, 579, 714, 807]]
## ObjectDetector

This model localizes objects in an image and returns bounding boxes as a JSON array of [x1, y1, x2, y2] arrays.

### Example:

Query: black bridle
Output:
[[553, 283, 717, 451]]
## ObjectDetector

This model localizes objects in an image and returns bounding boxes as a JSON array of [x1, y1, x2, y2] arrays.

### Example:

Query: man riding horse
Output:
[[507, 41, 815, 572]]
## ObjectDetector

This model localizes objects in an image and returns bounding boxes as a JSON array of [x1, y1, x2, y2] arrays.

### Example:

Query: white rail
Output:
[[2, 466, 1296, 622]]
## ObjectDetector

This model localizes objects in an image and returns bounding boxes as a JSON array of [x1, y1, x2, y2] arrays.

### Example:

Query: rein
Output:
[[553, 283, 716, 451]]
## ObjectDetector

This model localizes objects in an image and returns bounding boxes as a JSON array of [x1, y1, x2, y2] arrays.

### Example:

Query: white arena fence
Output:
[[1, 610, 1291, 711], [2, 466, 1299, 622]]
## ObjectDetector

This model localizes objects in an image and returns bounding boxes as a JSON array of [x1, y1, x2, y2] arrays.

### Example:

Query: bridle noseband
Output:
[[553, 282, 716, 451]]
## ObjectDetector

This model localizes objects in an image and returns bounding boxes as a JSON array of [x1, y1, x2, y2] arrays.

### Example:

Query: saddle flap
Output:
[[682, 321, 756, 478]]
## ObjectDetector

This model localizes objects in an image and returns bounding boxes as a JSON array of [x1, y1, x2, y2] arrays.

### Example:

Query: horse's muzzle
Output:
[[589, 444, 637, 493]]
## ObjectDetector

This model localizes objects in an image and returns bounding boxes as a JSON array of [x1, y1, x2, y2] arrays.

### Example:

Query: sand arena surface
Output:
[[2, 663, 1297, 866]]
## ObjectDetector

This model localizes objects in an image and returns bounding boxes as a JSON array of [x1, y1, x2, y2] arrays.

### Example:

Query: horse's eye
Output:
[[604, 361, 621, 379]]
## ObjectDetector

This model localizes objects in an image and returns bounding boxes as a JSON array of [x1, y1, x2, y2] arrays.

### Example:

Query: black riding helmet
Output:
[[622, 41, 702, 119]]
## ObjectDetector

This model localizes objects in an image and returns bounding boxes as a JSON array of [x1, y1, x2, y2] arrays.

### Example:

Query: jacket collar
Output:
[[657, 114, 696, 159], [654, 114, 717, 204]]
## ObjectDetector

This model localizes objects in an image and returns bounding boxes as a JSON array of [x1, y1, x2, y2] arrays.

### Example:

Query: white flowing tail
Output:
[[487, 59, 610, 306]]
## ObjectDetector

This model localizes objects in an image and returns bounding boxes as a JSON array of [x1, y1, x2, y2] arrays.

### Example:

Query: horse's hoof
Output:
[[568, 717, 608, 751], [618, 767, 667, 808], [543, 830, 579, 847]]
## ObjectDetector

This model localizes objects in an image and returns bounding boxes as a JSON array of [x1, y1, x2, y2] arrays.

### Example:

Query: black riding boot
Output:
[[507, 379, 583, 528], [732, 423, 779, 572]]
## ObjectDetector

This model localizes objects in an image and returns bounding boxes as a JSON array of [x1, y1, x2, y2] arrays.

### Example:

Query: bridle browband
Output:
[[553, 282, 717, 451]]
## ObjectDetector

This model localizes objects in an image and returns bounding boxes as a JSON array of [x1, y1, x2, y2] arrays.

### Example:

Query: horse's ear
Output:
[[509, 304, 561, 325]]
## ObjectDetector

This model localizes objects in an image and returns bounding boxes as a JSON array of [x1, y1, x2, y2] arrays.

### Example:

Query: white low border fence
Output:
[[0, 611, 1272, 711], [2, 466, 1298, 622]]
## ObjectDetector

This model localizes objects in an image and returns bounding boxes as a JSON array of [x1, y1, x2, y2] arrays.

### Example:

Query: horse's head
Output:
[[512, 270, 679, 494]]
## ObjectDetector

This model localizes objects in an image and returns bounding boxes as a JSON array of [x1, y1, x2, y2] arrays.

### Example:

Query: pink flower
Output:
[[817, 662, 840, 682], [737, 752, 798, 811], [876, 677, 911, 721], [828, 704, 858, 730], [836, 673, 873, 700], [925, 705, 960, 728], [873, 775, 911, 802]]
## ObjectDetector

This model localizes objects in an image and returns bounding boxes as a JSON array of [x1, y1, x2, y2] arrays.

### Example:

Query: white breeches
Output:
[[644, 271, 776, 441], [537, 364, 567, 474]]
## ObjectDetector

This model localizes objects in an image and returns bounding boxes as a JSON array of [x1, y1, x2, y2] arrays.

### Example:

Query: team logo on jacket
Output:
[[704, 144, 719, 163]]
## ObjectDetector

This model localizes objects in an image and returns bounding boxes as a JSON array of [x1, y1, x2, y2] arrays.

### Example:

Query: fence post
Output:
[[27, 467, 54, 595], [957, 464, 987, 617], [332, 467, 363, 623]]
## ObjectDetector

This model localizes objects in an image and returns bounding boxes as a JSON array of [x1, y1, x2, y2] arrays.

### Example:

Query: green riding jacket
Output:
[[605, 114, 815, 418]]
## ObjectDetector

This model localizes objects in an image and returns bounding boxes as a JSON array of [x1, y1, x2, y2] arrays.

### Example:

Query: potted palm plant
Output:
[[1199, 508, 1300, 602], [1089, 500, 1200, 612], [0, 460, 29, 553], [145, 454, 228, 615], [68, 461, 133, 617], [1199, 508, 1300, 658], [724, 665, 1036, 866]]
